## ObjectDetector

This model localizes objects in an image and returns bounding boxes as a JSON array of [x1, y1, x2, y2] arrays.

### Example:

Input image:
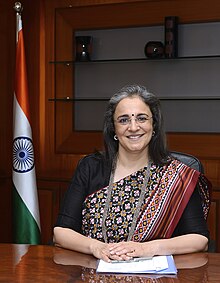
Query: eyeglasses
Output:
[[115, 114, 153, 126]]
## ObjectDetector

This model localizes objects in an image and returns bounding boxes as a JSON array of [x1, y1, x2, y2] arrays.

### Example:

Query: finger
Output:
[[126, 250, 136, 257], [112, 249, 135, 259], [101, 252, 111, 262], [109, 254, 123, 261], [110, 254, 133, 262], [110, 247, 128, 256], [109, 243, 121, 251]]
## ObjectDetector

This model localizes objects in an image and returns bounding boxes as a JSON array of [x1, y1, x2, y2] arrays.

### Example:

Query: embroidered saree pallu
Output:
[[82, 159, 211, 243]]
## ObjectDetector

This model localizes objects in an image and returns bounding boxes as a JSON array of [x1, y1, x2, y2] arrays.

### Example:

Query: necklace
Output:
[[102, 156, 152, 243]]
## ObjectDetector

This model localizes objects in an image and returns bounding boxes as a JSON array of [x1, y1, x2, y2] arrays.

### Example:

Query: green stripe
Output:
[[12, 186, 41, 244]]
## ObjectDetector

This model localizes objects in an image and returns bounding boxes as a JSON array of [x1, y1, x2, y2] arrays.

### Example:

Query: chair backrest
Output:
[[170, 151, 216, 252], [170, 151, 204, 173]]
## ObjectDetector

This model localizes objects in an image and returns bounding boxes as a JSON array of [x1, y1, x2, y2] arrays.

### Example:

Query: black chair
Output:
[[170, 151, 204, 173], [170, 151, 215, 252]]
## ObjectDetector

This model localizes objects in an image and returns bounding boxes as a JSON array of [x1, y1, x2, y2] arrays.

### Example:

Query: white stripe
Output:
[[13, 170, 41, 229], [13, 94, 41, 230], [13, 93, 32, 139], [16, 14, 22, 42]]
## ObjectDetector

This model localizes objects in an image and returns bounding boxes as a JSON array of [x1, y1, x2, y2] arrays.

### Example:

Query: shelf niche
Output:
[[54, 2, 220, 154]]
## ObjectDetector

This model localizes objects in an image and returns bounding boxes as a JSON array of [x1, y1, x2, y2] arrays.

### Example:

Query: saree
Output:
[[81, 159, 211, 243]]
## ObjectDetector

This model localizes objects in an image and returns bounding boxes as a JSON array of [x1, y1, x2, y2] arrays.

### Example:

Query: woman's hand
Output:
[[90, 240, 113, 262], [90, 240, 150, 262], [108, 241, 152, 261]]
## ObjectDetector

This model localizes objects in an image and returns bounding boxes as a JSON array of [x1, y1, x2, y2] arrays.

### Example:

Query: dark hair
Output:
[[103, 84, 169, 165]]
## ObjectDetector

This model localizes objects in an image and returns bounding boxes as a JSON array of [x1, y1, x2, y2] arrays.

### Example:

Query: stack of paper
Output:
[[97, 255, 177, 274]]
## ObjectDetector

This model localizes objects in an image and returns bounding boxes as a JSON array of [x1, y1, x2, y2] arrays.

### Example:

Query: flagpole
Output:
[[14, 3, 22, 47], [13, 2, 41, 244]]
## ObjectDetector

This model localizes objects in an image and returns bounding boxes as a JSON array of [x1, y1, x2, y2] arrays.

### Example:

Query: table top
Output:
[[1, 243, 220, 282]]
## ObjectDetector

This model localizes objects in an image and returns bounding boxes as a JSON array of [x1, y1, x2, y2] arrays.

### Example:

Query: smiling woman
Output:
[[53, 84, 211, 263]]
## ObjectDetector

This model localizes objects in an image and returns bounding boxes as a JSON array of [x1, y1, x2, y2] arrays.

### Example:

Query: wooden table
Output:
[[1, 244, 220, 282]]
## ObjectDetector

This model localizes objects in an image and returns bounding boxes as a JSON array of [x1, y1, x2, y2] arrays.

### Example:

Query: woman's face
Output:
[[114, 96, 153, 155]]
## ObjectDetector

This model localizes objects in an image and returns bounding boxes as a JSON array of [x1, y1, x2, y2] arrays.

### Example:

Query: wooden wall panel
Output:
[[207, 193, 220, 251], [0, 0, 15, 176], [207, 202, 217, 243], [0, 178, 12, 242], [38, 179, 66, 244], [202, 160, 220, 189], [38, 179, 70, 244]]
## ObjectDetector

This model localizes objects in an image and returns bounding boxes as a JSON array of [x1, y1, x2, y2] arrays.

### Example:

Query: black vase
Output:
[[144, 41, 164, 59], [75, 36, 92, 62], [164, 16, 178, 58]]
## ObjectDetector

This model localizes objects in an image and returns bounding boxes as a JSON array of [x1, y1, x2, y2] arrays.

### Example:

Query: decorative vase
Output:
[[144, 41, 164, 59], [164, 16, 178, 58], [75, 36, 93, 62]]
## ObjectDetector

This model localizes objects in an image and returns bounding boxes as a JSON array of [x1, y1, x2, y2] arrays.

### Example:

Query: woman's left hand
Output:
[[108, 241, 147, 261]]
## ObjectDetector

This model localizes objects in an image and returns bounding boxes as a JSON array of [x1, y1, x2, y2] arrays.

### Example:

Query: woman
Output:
[[53, 84, 211, 262]]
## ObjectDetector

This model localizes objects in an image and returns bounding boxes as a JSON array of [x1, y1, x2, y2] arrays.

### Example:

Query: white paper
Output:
[[97, 255, 171, 274]]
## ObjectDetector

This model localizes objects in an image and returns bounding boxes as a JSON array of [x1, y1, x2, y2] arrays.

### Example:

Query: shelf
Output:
[[49, 96, 220, 102], [49, 55, 220, 65]]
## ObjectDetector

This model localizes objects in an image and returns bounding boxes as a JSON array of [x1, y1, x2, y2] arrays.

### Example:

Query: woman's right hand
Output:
[[54, 227, 113, 262], [90, 240, 112, 262]]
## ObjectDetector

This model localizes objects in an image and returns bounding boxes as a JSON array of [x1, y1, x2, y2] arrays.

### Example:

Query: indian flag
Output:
[[12, 10, 41, 244]]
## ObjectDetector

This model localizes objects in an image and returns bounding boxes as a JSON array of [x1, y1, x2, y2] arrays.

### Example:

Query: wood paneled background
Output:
[[0, 0, 219, 250]]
